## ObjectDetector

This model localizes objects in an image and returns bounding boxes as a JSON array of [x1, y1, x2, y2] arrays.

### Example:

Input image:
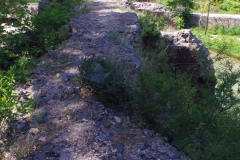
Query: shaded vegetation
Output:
[[138, 13, 240, 159], [78, 57, 133, 110]]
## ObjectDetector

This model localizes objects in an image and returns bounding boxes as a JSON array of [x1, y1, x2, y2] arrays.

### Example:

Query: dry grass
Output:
[[10, 136, 35, 159]]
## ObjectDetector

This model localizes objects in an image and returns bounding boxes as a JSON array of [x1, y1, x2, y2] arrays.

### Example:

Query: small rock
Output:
[[114, 144, 124, 154], [56, 73, 61, 78], [142, 129, 154, 137], [96, 134, 115, 142], [117, 29, 125, 33], [96, 136, 105, 142], [131, 41, 137, 47], [17, 123, 29, 132], [97, 125, 101, 131], [53, 149, 63, 155], [45, 93, 51, 102], [97, 115, 103, 121], [57, 53, 63, 59], [105, 134, 115, 141], [62, 75, 70, 82], [65, 87, 75, 94], [81, 118, 88, 122], [29, 128, 40, 135], [113, 116, 122, 124], [52, 94, 63, 100], [38, 136, 47, 142], [31, 111, 49, 125], [105, 108, 114, 116], [139, 149, 156, 159], [140, 144, 147, 151], [112, 125, 122, 134], [46, 150, 60, 158], [74, 59, 81, 65]]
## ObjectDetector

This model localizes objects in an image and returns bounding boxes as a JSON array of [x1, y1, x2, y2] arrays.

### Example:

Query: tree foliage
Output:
[[165, 0, 194, 9]]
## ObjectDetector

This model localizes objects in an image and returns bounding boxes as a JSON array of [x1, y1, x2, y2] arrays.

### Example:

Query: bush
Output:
[[139, 12, 167, 47], [137, 36, 240, 159], [220, 0, 240, 13], [173, 16, 185, 29], [209, 25, 240, 36], [78, 57, 133, 109], [32, 0, 75, 51], [191, 27, 240, 59], [0, 0, 82, 123], [135, 49, 196, 136], [137, 12, 240, 157], [47, 0, 84, 8], [0, 71, 34, 122]]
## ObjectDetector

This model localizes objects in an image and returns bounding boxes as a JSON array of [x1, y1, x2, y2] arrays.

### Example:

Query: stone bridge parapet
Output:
[[191, 13, 240, 28]]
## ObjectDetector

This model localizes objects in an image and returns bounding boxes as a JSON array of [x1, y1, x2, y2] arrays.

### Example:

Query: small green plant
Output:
[[139, 12, 167, 47], [220, 0, 240, 13], [109, 30, 121, 43], [173, 16, 185, 29], [162, 0, 193, 28], [10, 135, 35, 159], [209, 25, 240, 36], [79, 6, 91, 14], [32, 0, 75, 51], [135, 49, 197, 135], [0, 71, 35, 123], [78, 56, 132, 109]]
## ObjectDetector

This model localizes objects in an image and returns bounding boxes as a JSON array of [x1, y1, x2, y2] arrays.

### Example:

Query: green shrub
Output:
[[109, 30, 122, 43], [220, 0, 240, 13], [48, 0, 84, 8], [209, 25, 240, 36], [0, 1, 73, 68], [0, 0, 81, 123], [161, 0, 193, 28], [191, 27, 240, 59], [78, 57, 133, 109], [0, 71, 35, 122], [135, 50, 196, 136], [32, 1, 75, 51], [173, 16, 185, 29], [139, 12, 167, 47], [137, 24, 240, 159]]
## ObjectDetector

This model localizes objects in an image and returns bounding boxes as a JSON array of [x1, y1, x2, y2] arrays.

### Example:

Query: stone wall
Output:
[[191, 14, 240, 28]]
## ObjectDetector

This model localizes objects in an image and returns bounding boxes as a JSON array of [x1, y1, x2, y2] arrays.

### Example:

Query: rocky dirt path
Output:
[[8, 0, 187, 159]]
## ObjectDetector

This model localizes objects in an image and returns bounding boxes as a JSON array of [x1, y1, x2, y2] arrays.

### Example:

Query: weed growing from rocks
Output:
[[79, 6, 91, 14], [109, 30, 122, 44], [139, 11, 167, 48], [78, 56, 133, 110]]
